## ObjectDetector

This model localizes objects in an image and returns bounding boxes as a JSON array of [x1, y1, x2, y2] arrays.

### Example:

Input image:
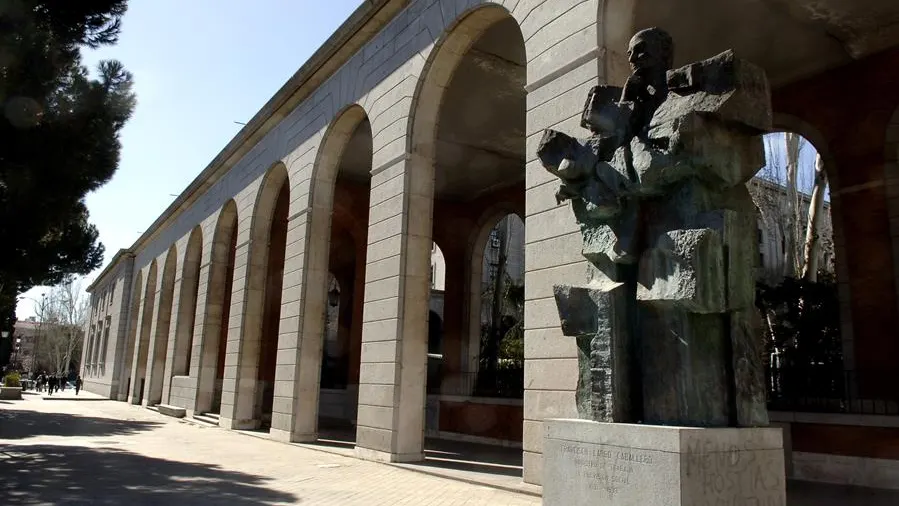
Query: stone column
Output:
[[219, 236, 263, 430], [436, 238, 467, 393], [520, 31, 604, 487], [143, 250, 178, 407], [347, 251, 366, 387], [269, 204, 322, 443], [161, 246, 188, 405], [191, 225, 224, 416], [128, 266, 158, 405], [354, 154, 432, 463], [109, 261, 134, 401]]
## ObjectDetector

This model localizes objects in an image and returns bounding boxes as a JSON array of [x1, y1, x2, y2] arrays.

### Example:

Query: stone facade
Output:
[[81, 0, 899, 488], [83, 249, 134, 399]]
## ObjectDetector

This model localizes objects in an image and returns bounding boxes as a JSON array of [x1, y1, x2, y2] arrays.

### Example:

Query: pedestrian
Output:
[[47, 375, 56, 395], [75, 376, 82, 395]]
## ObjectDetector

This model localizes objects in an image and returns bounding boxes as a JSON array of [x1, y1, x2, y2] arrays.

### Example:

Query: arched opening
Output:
[[255, 179, 289, 429], [175, 227, 203, 377], [130, 260, 157, 404], [164, 226, 203, 407], [147, 245, 177, 406], [410, 4, 527, 458], [195, 201, 238, 417], [221, 162, 289, 430], [427, 241, 447, 398], [753, 131, 846, 413], [308, 107, 372, 443], [473, 213, 525, 398], [119, 270, 143, 401]]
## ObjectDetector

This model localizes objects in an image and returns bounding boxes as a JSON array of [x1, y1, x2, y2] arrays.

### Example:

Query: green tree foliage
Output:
[[0, 1, 135, 349], [498, 279, 524, 365]]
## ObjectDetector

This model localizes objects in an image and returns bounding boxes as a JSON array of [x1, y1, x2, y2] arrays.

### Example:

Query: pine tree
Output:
[[0, 1, 135, 365]]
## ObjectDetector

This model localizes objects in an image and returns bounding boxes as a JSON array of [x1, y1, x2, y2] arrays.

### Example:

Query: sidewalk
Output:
[[0, 394, 539, 505], [25, 388, 106, 401]]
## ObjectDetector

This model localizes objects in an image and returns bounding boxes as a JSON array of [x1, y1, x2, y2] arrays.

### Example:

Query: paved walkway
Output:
[[0, 394, 539, 505]]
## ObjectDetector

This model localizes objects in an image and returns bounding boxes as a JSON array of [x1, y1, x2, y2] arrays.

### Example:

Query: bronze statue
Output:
[[537, 28, 772, 428]]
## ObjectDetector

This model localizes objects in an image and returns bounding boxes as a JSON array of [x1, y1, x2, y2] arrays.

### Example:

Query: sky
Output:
[[16, 0, 364, 318]]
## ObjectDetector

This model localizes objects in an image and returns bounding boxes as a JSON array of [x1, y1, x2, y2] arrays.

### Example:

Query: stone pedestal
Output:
[[543, 419, 785, 506]]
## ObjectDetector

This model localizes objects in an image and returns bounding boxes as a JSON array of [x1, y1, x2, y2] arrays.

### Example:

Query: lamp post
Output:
[[1, 331, 9, 371]]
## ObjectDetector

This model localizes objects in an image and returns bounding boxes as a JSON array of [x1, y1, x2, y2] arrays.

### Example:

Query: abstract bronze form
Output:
[[537, 28, 772, 427]]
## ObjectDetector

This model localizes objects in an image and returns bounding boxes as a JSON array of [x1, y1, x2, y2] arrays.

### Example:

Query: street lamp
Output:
[[328, 284, 340, 307], [1, 331, 9, 371]]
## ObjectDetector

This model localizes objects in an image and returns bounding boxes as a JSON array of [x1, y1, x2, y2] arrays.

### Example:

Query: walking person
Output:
[[47, 375, 56, 395], [75, 376, 82, 395]]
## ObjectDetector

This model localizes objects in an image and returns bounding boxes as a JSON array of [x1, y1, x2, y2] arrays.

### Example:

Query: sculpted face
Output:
[[627, 28, 673, 76]]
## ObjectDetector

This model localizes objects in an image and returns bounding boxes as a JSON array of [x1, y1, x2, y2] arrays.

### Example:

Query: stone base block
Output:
[[219, 417, 260, 430], [354, 446, 424, 463], [543, 419, 785, 506], [157, 404, 186, 418], [0, 387, 22, 400], [269, 428, 317, 443]]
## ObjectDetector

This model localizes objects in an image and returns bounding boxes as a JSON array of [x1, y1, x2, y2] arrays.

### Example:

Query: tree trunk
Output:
[[783, 132, 801, 278], [801, 154, 827, 282]]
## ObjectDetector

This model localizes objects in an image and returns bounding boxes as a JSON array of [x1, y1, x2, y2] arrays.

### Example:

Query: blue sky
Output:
[[16, 0, 363, 318]]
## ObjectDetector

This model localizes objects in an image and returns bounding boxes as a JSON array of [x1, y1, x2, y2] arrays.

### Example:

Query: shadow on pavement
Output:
[[419, 437, 523, 477], [0, 409, 160, 440], [0, 444, 299, 505], [787, 480, 899, 506]]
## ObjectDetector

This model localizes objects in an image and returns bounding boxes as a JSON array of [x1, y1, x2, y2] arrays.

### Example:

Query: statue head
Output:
[[627, 28, 674, 77]]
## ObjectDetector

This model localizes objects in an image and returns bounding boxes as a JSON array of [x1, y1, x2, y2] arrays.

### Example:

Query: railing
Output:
[[766, 365, 899, 416]]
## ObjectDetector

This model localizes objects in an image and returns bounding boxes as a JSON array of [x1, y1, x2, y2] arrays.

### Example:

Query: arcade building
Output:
[[81, 0, 899, 489]]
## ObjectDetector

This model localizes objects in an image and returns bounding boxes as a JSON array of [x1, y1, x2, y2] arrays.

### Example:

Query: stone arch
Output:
[[195, 200, 239, 415], [394, 2, 528, 454], [407, 3, 521, 163], [231, 161, 290, 427], [120, 269, 143, 401], [885, 107, 899, 319], [171, 226, 203, 379], [147, 245, 178, 406], [305, 104, 370, 347], [770, 113, 855, 368], [130, 260, 157, 404], [273, 104, 372, 440], [408, 2, 528, 369]]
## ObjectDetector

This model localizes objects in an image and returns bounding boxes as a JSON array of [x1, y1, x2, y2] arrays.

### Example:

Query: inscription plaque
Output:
[[543, 420, 785, 506]]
